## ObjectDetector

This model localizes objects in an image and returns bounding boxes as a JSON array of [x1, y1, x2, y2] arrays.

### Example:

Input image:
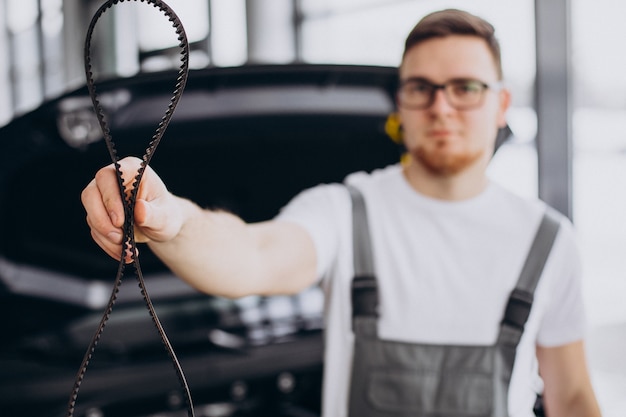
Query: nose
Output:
[[429, 88, 455, 114]]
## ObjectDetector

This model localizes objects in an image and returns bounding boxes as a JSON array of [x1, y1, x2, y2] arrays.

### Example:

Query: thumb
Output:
[[134, 195, 183, 243]]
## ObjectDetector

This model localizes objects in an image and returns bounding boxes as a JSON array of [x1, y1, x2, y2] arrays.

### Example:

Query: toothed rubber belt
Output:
[[67, 1, 192, 416]]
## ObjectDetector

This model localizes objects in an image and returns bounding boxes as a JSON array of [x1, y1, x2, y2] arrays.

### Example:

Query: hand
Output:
[[81, 156, 184, 262]]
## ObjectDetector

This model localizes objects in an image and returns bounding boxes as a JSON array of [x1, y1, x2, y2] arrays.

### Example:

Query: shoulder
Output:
[[504, 188, 579, 257], [278, 164, 404, 213], [488, 183, 573, 231], [277, 182, 350, 218], [274, 181, 353, 278], [274, 165, 404, 233], [344, 164, 403, 190]]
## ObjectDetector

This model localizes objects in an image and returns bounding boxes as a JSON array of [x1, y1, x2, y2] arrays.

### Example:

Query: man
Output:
[[82, 9, 601, 417]]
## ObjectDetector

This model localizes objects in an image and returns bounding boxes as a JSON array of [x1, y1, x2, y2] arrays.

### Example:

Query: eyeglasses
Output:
[[397, 78, 502, 110]]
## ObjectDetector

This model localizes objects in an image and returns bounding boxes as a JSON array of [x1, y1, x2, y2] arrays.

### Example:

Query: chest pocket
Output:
[[346, 185, 560, 417]]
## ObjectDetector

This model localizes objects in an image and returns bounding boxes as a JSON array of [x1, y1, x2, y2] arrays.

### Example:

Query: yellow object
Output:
[[385, 112, 403, 144], [385, 112, 411, 165], [400, 153, 412, 166]]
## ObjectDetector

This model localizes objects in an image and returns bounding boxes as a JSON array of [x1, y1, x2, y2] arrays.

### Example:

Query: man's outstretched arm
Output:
[[81, 156, 318, 299]]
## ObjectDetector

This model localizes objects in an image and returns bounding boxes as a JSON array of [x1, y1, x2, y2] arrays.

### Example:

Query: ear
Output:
[[497, 88, 512, 128]]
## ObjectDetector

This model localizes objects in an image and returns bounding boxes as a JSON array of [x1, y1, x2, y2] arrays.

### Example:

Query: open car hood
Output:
[[0, 64, 402, 416], [0, 63, 401, 313]]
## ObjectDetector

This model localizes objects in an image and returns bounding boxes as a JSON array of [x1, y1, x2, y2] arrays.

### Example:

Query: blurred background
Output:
[[0, 0, 624, 415]]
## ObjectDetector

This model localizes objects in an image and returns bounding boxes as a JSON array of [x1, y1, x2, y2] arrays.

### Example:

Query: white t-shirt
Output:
[[276, 164, 585, 417]]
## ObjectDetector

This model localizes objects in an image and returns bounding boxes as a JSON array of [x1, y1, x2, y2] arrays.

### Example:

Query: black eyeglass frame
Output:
[[396, 77, 503, 111]]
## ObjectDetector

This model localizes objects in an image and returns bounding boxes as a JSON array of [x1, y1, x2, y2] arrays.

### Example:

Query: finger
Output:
[[117, 156, 147, 198], [85, 209, 122, 244], [90, 226, 139, 264], [134, 199, 162, 238], [94, 165, 126, 229], [134, 196, 183, 243], [82, 177, 123, 241], [133, 199, 152, 243], [90, 228, 123, 261]]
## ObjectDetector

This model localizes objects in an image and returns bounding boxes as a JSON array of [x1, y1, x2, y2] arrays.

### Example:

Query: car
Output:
[[0, 63, 407, 417]]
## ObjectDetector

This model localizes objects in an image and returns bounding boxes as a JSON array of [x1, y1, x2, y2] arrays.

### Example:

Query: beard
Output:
[[413, 141, 485, 177]]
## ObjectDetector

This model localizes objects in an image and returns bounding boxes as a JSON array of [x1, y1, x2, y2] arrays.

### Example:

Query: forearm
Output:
[[146, 198, 264, 297], [146, 197, 317, 298], [544, 389, 602, 417]]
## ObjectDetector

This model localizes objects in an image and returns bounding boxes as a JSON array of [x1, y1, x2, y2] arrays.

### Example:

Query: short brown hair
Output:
[[403, 9, 503, 79]]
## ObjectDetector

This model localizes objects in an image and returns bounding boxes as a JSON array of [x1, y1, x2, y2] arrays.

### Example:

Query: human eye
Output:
[[403, 80, 431, 95], [451, 80, 484, 95]]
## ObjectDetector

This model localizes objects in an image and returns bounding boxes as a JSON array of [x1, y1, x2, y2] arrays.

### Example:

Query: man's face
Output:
[[398, 35, 510, 176]]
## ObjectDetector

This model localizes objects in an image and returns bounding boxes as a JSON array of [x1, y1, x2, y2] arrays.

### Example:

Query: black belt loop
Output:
[[501, 288, 534, 331], [352, 275, 379, 319]]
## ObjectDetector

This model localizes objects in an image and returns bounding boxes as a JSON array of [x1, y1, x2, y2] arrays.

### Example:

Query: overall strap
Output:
[[347, 185, 379, 335], [498, 208, 561, 373]]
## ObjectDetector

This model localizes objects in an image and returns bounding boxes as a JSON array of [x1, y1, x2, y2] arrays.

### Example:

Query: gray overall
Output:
[[346, 185, 560, 417]]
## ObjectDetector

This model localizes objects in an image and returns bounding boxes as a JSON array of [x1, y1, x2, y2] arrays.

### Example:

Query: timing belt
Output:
[[67, 1, 192, 416]]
